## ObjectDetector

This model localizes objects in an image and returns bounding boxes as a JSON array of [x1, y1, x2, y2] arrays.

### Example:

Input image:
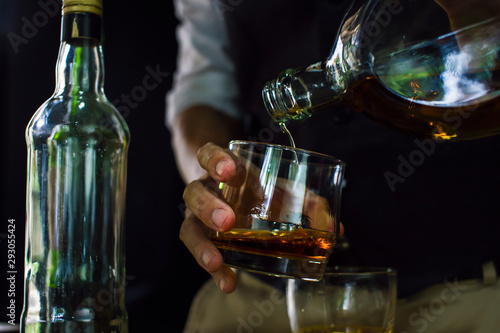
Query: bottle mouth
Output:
[[262, 79, 289, 124], [63, 0, 103, 16]]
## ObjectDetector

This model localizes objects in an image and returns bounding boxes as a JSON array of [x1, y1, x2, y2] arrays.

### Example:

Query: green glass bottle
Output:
[[22, 0, 130, 331], [262, 0, 500, 141]]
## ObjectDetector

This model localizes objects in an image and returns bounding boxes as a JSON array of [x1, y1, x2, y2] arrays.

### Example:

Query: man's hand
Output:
[[180, 143, 239, 293], [180, 142, 345, 293]]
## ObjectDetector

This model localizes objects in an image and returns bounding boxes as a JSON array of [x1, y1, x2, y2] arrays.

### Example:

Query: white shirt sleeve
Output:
[[166, 0, 242, 129]]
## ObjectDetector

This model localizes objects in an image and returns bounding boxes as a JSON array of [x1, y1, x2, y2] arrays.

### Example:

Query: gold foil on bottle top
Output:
[[71, 20, 79, 38], [63, 0, 103, 16]]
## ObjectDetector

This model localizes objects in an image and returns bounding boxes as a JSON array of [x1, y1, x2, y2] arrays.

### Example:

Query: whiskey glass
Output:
[[287, 266, 397, 333], [209, 140, 345, 280]]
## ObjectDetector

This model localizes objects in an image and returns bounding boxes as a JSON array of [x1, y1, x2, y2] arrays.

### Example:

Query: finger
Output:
[[183, 179, 235, 232], [210, 265, 238, 294], [198, 142, 237, 183], [179, 211, 223, 272], [179, 211, 238, 293]]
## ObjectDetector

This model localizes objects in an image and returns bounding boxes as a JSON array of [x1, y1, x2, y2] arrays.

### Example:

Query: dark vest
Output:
[[223, 0, 500, 297]]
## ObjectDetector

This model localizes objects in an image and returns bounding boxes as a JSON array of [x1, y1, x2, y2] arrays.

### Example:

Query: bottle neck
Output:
[[54, 12, 104, 97], [262, 61, 345, 124]]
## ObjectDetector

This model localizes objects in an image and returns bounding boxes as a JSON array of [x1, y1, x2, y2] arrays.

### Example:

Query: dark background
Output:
[[0, 0, 207, 331]]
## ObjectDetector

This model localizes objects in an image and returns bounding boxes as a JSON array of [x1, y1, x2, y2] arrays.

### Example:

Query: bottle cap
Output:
[[63, 0, 103, 16]]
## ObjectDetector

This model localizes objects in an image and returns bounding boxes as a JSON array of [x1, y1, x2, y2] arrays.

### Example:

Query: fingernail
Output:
[[212, 208, 227, 229], [219, 278, 226, 292], [216, 160, 229, 177], [202, 250, 215, 268]]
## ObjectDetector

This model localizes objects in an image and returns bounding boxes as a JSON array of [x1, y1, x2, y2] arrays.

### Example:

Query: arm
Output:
[[167, 0, 243, 292], [170, 105, 243, 183], [167, 0, 244, 183]]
